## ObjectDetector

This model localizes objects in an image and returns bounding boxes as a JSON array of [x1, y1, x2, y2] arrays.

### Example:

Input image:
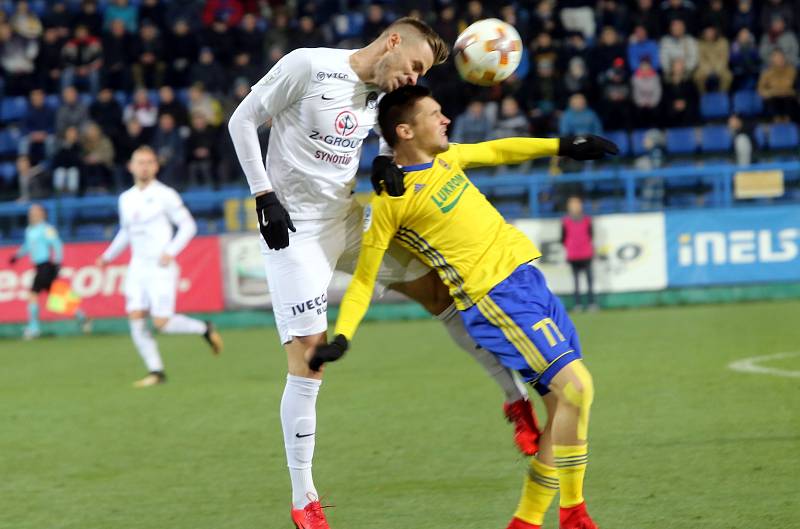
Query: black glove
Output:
[[370, 155, 406, 196], [9, 255, 18, 265], [309, 334, 348, 371], [256, 192, 295, 250], [558, 135, 619, 160]]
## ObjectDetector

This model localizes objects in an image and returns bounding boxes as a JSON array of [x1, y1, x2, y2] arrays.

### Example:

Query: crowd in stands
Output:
[[0, 0, 799, 204]]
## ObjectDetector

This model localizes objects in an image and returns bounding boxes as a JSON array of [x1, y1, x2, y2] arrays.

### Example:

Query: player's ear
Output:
[[386, 32, 401, 51], [396, 123, 413, 141]]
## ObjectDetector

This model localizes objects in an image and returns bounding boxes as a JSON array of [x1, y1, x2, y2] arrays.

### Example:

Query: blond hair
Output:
[[381, 17, 449, 66]]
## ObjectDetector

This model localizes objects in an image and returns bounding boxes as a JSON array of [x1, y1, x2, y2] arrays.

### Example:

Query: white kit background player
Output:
[[97, 146, 223, 388], [228, 17, 536, 527]]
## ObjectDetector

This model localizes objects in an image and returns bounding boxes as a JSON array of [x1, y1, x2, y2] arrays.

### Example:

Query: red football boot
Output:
[[560, 502, 598, 529], [506, 516, 542, 529], [503, 398, 541, 456], [290, 498, 331, 529]]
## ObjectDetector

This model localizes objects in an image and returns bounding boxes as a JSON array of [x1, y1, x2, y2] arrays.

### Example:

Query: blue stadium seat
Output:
[[79, 93, 94, 107], [630, 129, 649, 156], [701, 125, 732, 152], [1, 97, 28, 123], [700, 92, 730, 120], [332, 12, 366, 40], [767, 123, 800, 150], [44, 94, 60, 110], [9, 227, 25, 242], [665, 127, 698, 154], [732, 90, 763, 117], [0, 161, 16, 183], [605, 130, 630, 157], [114, 91, 130, 108], [176, 88, 190, 106], [0, 128, 21, 157]]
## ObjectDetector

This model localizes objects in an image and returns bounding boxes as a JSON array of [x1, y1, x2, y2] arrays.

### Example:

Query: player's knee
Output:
[[562, 362, 594, 412], [151, 317, 169, 331]]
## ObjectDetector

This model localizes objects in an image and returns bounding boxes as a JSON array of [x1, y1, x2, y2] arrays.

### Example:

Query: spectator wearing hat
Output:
[[202, 0, 244, 28], [597, 59, 632, 129], [189, 47, 227, 96]]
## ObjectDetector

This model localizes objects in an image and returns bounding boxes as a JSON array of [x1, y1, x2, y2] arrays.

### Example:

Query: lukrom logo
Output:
[[678, 229, 799, 266]]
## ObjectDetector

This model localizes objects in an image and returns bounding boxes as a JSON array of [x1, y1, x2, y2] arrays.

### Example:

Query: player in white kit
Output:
[[97, 146, 224, 388], [228, 18, 536, 528]]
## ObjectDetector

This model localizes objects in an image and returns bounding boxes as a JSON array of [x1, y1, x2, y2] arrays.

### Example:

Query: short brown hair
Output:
[[131, 145, 157, 158], [378, 85, 432, 147], [382, 17, 449, 66]]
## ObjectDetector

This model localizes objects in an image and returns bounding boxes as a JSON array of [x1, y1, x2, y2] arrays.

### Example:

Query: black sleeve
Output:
[[560, 222, 566, 245], [588, 220, 593, 239]]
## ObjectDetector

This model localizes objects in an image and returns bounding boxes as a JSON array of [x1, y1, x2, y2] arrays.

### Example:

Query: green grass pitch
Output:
[[2, 300, 799, 529]]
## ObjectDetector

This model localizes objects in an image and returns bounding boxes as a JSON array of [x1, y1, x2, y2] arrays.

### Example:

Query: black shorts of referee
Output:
[[31, 262, 60, 293]]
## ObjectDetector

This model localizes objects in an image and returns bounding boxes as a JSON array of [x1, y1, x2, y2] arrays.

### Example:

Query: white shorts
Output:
[[262, 202, 429, 343], [124, 262, 179, 318]]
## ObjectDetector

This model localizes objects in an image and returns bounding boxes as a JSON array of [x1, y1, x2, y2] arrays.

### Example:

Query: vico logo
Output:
[[677, 229, 799, 266]]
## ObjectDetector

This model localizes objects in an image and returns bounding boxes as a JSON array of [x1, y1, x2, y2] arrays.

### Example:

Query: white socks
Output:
[[160, 314, 207, 335], [281, 374, 322, 509], [438, 303, 527, 402], [129, 318, 163, 373]]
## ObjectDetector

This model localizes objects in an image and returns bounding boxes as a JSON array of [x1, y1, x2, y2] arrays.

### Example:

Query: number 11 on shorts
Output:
[[533, 317, 566, 347]]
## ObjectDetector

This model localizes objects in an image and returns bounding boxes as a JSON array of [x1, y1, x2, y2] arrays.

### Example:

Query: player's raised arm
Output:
[[451, 135, 619, 169]]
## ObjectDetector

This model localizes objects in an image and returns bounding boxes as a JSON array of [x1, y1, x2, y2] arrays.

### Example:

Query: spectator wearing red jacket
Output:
[[561, 196, 597, 311]]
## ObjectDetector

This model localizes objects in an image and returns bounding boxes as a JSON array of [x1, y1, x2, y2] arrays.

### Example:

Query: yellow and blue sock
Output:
[[514, 457, 559, 526], [554, 444, 589, 508]]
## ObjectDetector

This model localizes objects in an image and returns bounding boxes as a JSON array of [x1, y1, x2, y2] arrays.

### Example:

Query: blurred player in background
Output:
[[228, 17, 545, 528], [96, 146, 223, 388], [311, 86, 618, 529], [8, 204, 88, 339], [561, 196, 597, 312]]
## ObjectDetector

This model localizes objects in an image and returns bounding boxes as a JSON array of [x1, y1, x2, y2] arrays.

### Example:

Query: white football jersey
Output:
[[114, 181, 193, 263], [251, 48, 381, 221]]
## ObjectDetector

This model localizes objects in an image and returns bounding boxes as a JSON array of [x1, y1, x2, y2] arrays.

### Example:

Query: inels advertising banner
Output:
[[0, 237, 224, 323], [666, 206, 800, 286], [514, 213, 668, 294]]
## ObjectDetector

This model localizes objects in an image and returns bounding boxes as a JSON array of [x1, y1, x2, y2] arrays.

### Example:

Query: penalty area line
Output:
[[728, 352, 800, 379]]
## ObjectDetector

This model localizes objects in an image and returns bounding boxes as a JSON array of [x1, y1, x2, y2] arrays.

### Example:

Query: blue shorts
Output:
[[461, 263, 582, 394]]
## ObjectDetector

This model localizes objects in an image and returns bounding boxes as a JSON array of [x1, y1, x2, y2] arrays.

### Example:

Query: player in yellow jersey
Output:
[[309, 85, 618, 529]]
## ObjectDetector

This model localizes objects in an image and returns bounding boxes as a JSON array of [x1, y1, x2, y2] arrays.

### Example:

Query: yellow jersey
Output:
[[335, 137, 559, 340]]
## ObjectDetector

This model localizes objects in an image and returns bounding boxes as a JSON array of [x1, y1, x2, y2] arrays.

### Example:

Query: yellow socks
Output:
[[514, 457, 559, 526], [554, 444, 588, 508]]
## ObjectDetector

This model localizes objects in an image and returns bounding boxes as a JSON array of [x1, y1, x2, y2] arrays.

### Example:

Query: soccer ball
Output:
[[454, 18, 523, 86]]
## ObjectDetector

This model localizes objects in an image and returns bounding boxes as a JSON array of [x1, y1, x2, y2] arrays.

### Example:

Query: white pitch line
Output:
[[728, 352, 800, 378]]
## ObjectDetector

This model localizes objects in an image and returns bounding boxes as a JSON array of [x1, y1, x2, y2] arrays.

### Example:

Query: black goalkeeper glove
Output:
[[370, 155, 406, 196], [558, 134, 619, 160], [256, 191, 296, 250], [309, 334, 348, 372]]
